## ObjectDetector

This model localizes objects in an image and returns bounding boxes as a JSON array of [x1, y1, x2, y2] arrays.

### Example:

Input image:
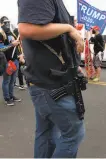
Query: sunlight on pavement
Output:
[[88, 81, 106, 86]]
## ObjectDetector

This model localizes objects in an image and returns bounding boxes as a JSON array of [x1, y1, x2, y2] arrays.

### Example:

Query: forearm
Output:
[[0, 43, 13, 52], [18, 23, 79, 41], [69, 25, 83, 41]]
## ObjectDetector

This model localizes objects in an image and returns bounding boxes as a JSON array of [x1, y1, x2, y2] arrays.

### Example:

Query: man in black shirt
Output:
[[0, 16, 22, 106], [18, 0, 85, 158], [90, 26, 105, 82]]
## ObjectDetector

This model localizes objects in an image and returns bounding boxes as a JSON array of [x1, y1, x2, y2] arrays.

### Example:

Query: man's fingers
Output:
[[76, 40, 84, 53], [76, 45, 84, 53]]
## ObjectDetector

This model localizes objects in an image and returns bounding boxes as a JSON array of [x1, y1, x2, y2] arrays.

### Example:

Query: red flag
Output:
[[85, 39, 95, 78]]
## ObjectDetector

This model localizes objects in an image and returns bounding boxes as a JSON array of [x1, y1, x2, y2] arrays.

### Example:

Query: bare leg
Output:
[[93, 67, 101, 82], [96, 67, 101, 79]]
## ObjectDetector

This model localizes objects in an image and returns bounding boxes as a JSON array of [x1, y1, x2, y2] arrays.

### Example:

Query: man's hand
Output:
[[76, 39, 84, 53], [12, 40, 20, 47], [78, 66, 86, 77], [68, 26, 84, 53], [18, 54, 25, 64]]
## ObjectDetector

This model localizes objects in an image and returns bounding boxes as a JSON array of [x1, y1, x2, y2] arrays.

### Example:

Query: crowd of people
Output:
[[0, 16, 26, 106], [0, 0, 105, 158]]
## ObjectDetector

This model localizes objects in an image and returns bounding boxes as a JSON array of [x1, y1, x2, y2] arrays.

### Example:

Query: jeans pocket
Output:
[[29, 87, 51, 119]]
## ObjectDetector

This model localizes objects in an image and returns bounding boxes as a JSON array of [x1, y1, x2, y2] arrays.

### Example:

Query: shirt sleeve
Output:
[[0, 33, 13, 52], [18, 0, 56, 25], [90, 37, 95, 43]]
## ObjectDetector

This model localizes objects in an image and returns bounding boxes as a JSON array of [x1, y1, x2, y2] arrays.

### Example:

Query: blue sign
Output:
[[77, 0, 106, 33]]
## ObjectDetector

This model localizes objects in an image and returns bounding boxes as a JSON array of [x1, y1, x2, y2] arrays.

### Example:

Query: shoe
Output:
[[24, 85, 27, 88], [19, 85, 26, 90], [14, 84, 19, 88], [89, 76, 95, 80], [5, 99, 14, 106], [11, 96, 21, 102], [92, 77, 100, 82]]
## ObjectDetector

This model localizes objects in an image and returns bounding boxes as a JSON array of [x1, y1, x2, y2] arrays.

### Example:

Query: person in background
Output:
[[90, 26, 105, 82], [0, 16, 22, 106], [14, 28, 26, 90]]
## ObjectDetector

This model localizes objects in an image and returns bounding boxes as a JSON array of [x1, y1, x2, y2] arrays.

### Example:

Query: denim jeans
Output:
[[2, 60, 19, 100], [29, 85, 85, 158]]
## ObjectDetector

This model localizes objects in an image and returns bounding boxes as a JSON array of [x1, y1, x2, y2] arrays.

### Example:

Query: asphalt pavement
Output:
[[0, 69, 106, 158]]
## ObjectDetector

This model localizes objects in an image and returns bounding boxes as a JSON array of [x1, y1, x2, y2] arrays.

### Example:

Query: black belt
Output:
[[28, 81, 74, 101]]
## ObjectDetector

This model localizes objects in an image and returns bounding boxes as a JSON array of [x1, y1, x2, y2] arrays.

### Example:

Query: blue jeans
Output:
[[2, 60, 19, 100], [29, 85, 85, 158]]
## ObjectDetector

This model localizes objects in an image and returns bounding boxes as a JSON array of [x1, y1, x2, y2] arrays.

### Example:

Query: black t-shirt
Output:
[[90, 34, 104, 55], [18, 0, 77, 89], [0, 32, 19, 61]]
